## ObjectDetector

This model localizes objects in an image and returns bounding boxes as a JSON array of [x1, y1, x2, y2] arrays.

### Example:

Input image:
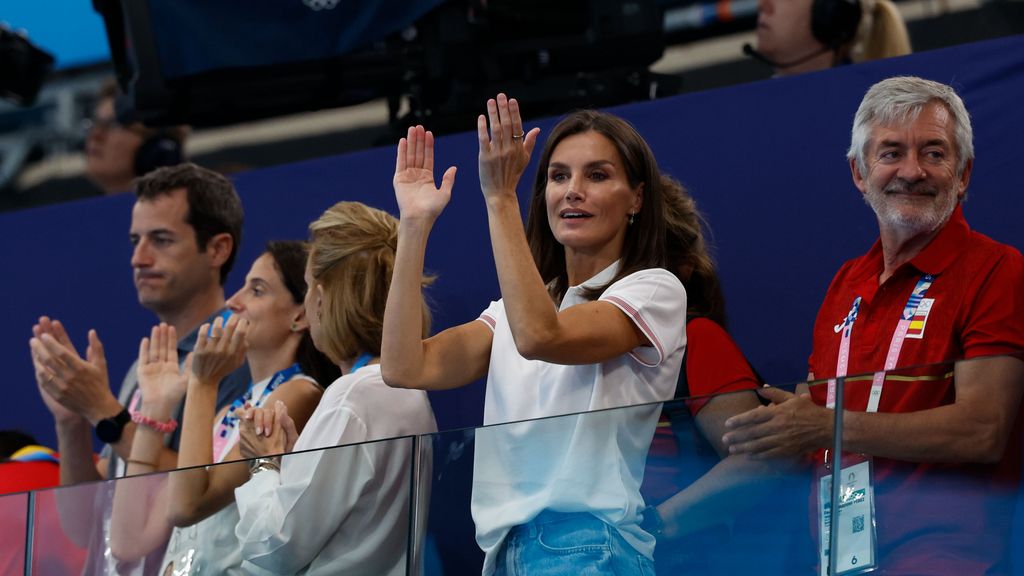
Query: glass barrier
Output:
[[9, 353, 1024, 575], [421, 354, 1024, 575], [828, 353, 1024, 576], [0, 491, 28, 575], [422, 380, 815, 575], [27, 435, 422, 576], [645, 385, 818, 575]]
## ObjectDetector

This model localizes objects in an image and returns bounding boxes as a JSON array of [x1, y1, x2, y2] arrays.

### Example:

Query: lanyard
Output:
[[213, 363, 302, 462], [349, 352, 373, 374], [222, 363, 303, 428], [827, 274, 935, 411], [327, 353, 375, 418]]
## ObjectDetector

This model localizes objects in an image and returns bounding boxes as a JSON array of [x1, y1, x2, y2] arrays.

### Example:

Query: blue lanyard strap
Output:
[[349, 352, 373, 374], [902, 274, 935, 320], [841, 296, 862, 336], [220, 363, 303, 433]]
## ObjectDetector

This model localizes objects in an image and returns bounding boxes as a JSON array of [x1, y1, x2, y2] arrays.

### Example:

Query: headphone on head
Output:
[[811, 0, 863, 50], [133, 133, 184, 177], [113, 94, 184, 176]]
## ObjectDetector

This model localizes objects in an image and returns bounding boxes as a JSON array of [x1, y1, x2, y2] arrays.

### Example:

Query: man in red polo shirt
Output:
[[722, 76, 1024, 575]]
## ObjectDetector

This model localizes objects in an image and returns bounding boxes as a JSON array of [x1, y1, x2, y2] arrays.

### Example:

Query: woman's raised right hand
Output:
[[393, 125, 457, 222], [191, 315, 248, 387]]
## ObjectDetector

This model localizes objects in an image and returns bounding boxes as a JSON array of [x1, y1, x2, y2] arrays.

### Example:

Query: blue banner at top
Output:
[[146, 0, 446, 79]]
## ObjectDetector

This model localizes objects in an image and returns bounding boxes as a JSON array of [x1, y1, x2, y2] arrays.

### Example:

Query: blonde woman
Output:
[[850, 0, 911, 63], [234, 201, 437, 576], [754, 0, 910, 75]]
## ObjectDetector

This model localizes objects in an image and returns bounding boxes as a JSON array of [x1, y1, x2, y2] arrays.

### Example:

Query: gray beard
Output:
[[863, 179, 958, 236]]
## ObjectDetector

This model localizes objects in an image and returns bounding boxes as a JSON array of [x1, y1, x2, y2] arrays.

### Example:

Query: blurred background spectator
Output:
[[83, 79, 188, 195], [750, 0, 911, 76]]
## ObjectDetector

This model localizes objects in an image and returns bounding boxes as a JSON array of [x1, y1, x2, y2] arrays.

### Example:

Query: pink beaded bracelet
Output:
[[130, 411, 178, 434]]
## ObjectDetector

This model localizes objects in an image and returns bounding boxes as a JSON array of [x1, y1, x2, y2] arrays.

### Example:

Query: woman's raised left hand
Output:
[[477, 93, 541, 204]]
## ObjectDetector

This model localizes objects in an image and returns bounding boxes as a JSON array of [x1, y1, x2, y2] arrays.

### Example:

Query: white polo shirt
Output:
[[471, 262, 687, 575]]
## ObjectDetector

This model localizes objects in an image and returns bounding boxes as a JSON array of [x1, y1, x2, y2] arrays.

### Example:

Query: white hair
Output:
[[848, 76, 974, 178]]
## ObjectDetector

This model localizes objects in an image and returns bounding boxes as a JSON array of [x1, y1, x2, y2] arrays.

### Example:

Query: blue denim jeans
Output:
[[494, 511, 655, 576]]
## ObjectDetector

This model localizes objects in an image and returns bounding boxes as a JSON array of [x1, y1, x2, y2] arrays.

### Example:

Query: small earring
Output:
[[629, 212, 635, 225], [290, 322, 299, 332]]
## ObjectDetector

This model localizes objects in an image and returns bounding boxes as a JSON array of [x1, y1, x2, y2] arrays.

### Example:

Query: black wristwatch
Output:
[[95, 408, 131, 444], [640, 505, 665, 537]]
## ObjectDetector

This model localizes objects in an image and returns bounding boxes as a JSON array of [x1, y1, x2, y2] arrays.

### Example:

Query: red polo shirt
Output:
[[808, 205, 1024, 575]]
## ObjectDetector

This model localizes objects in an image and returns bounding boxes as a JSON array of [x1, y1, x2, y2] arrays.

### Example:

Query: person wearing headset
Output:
[[749, 0, 911, 76], [84, 79, 189, 195]]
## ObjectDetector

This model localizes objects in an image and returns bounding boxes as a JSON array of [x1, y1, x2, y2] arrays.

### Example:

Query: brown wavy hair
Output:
[[308, 201, 432, 365], [524, 110, 726, 322], [525, 110, 669, 302], [661, 177, 727, 326]]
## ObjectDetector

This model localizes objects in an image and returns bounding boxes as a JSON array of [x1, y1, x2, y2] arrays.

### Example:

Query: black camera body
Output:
[[0, 27, 55, 106]]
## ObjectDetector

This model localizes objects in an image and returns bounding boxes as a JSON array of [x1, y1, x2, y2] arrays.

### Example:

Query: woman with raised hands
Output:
[[383, 95, 688, 575], [232, 201, 437, 576], [110, 241, 336, 575]]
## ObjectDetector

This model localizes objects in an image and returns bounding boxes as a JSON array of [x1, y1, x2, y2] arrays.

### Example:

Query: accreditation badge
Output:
[[818, 458, 878, 575]]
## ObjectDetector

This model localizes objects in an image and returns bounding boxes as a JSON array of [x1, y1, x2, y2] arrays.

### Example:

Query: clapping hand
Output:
[[30, 317, 85, 424], [393, 125, 457, 223], [30, 316, 119, 425], [239, 401, 299, 460], [136, 323, 190, 419]]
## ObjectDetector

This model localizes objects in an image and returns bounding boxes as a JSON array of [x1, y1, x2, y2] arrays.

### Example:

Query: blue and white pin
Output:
[[834, 296, 862, 334]]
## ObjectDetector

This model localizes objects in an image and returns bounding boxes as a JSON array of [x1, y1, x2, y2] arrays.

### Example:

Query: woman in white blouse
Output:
[[383, 97, 687, 575], [234, 201, 438, 576]]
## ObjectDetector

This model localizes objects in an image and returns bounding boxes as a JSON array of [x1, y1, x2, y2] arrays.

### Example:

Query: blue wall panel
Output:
[[3, 35, 1023, 447]]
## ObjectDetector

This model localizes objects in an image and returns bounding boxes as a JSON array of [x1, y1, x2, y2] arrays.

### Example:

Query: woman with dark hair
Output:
[[383, 96, 688, 574], [110, 240, 338, 575]]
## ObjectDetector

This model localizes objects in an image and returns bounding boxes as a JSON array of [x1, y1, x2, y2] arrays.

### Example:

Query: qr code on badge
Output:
[[852, 515, 865, 533]]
